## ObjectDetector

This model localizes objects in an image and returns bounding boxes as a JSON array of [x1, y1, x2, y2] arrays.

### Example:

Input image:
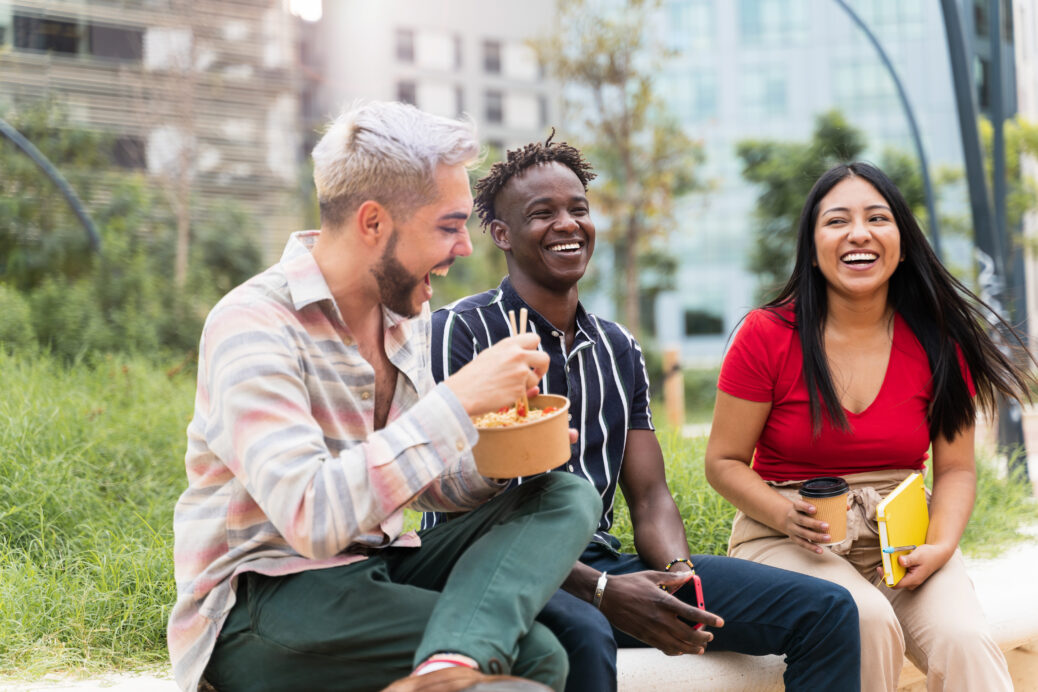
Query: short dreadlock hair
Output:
[[473, 131, 596, 229]]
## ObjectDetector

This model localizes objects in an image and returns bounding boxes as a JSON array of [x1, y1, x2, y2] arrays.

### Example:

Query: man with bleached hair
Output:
[[167, 101, 600, 692]]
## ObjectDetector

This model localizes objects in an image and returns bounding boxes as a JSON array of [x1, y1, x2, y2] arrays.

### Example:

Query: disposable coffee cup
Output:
[[799, 477, 850, 545]]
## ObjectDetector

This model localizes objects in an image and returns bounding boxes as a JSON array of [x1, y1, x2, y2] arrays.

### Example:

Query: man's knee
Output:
[[527, 472, 602, 531], [813, 582, 861, 648], [513, 622, 570, 691], [819, 582, 858, 628]]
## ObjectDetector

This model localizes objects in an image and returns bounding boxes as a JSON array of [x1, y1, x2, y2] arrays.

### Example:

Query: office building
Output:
[[653, 0, 1018, 364], [0, 0, 303, 260]]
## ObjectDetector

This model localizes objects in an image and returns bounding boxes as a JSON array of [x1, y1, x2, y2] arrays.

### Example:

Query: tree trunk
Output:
[[174, 180, 190, 286]]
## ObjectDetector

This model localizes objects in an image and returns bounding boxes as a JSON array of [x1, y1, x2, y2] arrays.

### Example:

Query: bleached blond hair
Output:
[[311, 101, 479, 228]]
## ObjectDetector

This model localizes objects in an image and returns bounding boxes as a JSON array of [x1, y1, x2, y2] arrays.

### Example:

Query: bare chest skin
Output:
[[824, 321, 893, 415], [357, 338, 398, 431]]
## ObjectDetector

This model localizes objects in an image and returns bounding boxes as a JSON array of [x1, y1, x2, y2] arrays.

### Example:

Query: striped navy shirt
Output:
[[423, 276, 654, 541]]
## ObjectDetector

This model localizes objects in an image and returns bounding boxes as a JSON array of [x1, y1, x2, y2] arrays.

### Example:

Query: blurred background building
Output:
[[651, 0, 1019, 364], [0, 0, 1030, 365], [298, 0, 559, 155], [0, 0, 304, 259], [1016, 0, 1038, 345]]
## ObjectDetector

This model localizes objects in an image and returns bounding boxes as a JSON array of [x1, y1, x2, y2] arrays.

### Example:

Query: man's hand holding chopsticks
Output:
[[444, 333, 549, 417]]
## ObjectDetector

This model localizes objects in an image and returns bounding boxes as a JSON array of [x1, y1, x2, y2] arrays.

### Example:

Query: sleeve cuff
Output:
[[410, 382, 479, 462]]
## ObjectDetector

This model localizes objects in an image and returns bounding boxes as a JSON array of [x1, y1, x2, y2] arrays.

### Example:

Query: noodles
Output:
[[473, 403, 558, 428]]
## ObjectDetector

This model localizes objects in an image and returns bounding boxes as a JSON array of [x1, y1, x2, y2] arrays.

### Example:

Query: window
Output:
[[13, 14, 145, 62], [14, 14, 81, 54], [502, 42, 539, 80], [485, 90, 503, 123], [684, 309, 723, 336], [112, 136, 146, 169], [973, 0, 988, 37], [396, 28, 414, 63], [667, 0, 715, 53], [975, 56, 990, 110], [741, 66, 787, 119], [415, 31, 454, 71], [504, 93, 538, 129], [397, 80, 416, 105], [90, 23, 143, 60], [854, 0, 925, 32], [483, 39, 501, 74], [661, 72, 718, 122], [738, 0, 807, 45], [832, 60, 897, 113]]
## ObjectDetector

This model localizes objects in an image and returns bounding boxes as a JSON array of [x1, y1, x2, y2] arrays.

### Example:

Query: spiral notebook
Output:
[[876, 472, 929, 587]]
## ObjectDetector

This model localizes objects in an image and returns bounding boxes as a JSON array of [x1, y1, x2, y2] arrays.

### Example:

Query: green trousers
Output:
[[204, 473, 601, 692]]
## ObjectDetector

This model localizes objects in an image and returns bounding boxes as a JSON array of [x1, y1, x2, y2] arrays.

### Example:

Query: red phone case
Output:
[[671, 573, 706, 630]]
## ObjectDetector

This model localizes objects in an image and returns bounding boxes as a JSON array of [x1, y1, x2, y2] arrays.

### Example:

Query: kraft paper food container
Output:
[[471, 394, 571, 479], [799, 476, 850, 545]]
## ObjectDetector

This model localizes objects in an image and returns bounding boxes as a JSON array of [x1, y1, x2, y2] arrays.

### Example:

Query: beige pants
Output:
[[729, 469, 1011, 692]]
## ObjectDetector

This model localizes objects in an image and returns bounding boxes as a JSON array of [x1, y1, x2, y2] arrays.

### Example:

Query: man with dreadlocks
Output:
[[423, 135, 863, 691]]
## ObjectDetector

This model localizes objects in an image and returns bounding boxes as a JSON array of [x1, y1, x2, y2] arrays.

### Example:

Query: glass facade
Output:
[[651, 0, 978, 362]]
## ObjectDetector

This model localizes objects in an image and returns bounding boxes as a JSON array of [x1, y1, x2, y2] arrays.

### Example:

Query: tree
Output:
[[532, 0, 703, 338], [978, 115, 1038, 239], [0, 101, 109, 290], [738, 110, 927, 302], [0, 100, 263, 359]]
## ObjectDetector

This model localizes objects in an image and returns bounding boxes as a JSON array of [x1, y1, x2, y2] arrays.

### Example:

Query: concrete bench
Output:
[[616, 545, 1038, 691]]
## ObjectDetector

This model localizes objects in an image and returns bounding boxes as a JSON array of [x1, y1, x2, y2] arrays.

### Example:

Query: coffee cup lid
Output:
[[799, 476, 849, 498]]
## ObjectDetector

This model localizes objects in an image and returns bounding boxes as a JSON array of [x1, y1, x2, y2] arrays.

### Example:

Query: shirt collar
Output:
[[281, 231, 420, 332], [281, 230, 336, 311], [497, 276, 598, 345]]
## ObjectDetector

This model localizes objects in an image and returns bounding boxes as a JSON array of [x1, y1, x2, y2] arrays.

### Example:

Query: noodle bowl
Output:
[[470, 394, 571, 478], [473, 403, 556, 428]]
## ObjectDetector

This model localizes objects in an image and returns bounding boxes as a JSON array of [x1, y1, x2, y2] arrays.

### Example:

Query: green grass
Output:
[[2, 351, 1036, 676], [0, 350, 194, 676]]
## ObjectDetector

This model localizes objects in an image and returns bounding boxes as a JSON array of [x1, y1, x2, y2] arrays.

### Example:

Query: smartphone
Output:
[[670, 573, 706, 630]]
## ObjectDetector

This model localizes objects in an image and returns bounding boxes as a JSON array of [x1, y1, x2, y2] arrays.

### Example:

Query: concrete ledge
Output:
[[617, 543, 1038, 691]]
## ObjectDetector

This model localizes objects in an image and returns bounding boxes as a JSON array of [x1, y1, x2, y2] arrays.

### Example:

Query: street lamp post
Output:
[[940, 0, 1029, 480], [832, 0, 944, 261]]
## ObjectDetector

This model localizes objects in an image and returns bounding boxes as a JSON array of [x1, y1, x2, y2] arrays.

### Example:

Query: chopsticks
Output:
[[508, 308, 530, 417]]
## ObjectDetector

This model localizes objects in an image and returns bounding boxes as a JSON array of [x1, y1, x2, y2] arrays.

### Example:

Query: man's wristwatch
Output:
[[592, 571, 609, 608]]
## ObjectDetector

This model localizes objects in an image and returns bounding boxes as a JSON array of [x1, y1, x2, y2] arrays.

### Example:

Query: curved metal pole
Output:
[[832, 0, 944, 261], [0, 118, 101, 253]]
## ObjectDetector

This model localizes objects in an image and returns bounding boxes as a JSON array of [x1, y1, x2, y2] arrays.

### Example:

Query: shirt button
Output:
[[361, 391, 371, 400], [552, 330, 560, 337], [568, 464, 574, 471], [455, 439, 465, 451], [568, 413, 572, 421]]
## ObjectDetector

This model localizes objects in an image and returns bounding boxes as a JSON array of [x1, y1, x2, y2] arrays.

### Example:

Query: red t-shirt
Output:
[[718, 307, 970, 481]]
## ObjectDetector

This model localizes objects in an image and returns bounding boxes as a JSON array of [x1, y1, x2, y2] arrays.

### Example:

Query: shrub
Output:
[[28, 278, 110, 360], [0, 284, 35, 353]]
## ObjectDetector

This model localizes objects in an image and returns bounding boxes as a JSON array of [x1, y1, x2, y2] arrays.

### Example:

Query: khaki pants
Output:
[[729, 469, 1011, 692]]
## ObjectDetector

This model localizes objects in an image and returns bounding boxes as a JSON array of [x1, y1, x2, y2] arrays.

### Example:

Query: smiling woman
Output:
[[705, 161, 1034, 692], [813, 176, 902, 306]]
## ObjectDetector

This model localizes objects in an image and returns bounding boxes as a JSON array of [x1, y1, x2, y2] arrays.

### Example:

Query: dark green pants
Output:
[[204, 473, 601, 692]]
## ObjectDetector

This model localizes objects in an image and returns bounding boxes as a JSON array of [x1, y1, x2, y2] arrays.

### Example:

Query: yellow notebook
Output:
[[876, 472, 929, 587]]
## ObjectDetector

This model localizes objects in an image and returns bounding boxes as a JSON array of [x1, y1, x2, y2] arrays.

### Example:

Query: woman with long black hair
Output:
[[705, 162, 1030, 691]]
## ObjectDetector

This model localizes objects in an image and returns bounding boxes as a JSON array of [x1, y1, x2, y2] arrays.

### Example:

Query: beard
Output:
[[371, 230, 423, 317]]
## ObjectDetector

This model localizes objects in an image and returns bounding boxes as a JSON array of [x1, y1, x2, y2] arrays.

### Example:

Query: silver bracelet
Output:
[[592, 571, 609, 609]]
